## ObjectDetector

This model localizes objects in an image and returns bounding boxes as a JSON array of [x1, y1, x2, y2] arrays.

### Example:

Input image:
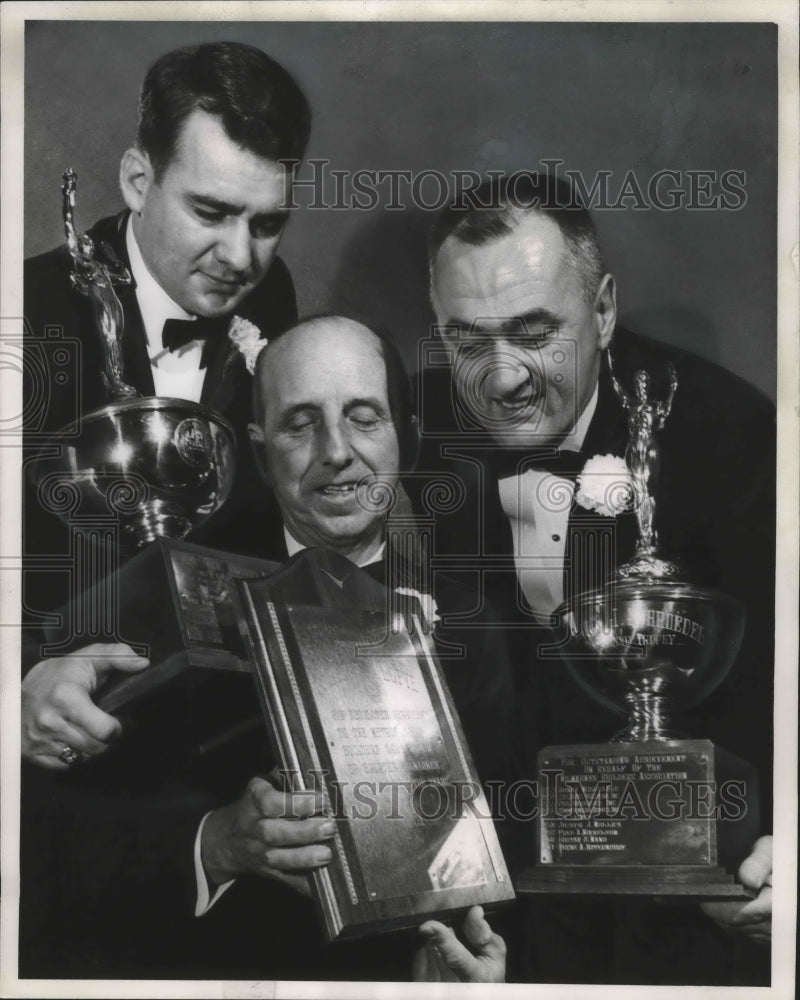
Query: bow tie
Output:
[[161, 316, 228, 353], [490, 447, 584, 481]]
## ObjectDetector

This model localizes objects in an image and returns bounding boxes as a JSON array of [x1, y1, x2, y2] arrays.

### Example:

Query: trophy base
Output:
[[519, 739, 760, 900], [41, 538, 282, 754], [516, 864, 754, 899]]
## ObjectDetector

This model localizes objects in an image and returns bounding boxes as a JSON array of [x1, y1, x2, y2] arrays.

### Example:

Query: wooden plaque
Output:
[[236, 548, 515, 942]]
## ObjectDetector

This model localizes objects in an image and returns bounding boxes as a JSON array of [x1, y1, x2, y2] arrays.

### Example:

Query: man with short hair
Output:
[[420, 172, 775, 984], [23, 41, 309, 628]]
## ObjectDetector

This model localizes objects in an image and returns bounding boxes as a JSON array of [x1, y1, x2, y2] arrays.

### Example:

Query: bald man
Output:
[[21, 316, 512, 982]]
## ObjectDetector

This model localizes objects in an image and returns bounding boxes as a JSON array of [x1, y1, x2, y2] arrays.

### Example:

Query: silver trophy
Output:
[[555, 356, 745, 740], [521, 354, 755, 898], [32, 170, 236, 550]]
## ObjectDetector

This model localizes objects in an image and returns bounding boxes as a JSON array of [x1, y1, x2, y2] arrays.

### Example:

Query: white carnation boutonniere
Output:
[[228, 316, 269, 374], [575, 454, 634, 517], [394, 587, 441, 632]]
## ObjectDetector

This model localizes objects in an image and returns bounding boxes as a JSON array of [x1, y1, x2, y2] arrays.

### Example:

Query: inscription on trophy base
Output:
[[517, 739, 756, 899]]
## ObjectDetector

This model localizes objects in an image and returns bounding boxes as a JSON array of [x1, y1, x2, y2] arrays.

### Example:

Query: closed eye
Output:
[[194, 207, 226, 224], [282, 410, 317, 433], [348, 404, 382, 429]]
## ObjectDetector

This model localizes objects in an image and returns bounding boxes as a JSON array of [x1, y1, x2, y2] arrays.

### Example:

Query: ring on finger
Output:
[[58, 745, 85, 766]]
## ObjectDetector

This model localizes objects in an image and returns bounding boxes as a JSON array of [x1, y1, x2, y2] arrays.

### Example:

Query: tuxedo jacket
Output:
[[22, 212, 296, 630], [19, 546, 517, 981], [416, 328, 775, 807], [415, 328, 775, 985]]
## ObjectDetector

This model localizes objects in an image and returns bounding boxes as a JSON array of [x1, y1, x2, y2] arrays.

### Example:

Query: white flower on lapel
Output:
[[228, 316, 268, 374], [575, 454, 634, 517], [394, 587, 441, 630]]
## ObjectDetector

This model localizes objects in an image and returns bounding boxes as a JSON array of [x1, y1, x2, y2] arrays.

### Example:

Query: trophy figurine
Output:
[[519, 354, 758, 899], [32, 170, 237, 549]]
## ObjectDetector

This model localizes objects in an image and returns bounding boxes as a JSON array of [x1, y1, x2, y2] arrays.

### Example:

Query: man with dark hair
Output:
[[420, 172, 775, 984], [136, 42, 310, 182], [23, 41, 310, 628], [20, 38, 311, 980]]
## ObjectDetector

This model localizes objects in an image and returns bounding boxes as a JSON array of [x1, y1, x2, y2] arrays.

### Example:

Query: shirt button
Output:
[[552, 534, 561, 542]]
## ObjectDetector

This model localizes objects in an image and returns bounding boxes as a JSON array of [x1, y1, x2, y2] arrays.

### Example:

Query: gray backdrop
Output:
[[25, 20, 777, 398]]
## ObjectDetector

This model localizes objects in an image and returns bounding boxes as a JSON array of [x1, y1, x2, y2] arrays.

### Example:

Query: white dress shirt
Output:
[[497, 386, 599, 620], [126, 217, 208, 402]]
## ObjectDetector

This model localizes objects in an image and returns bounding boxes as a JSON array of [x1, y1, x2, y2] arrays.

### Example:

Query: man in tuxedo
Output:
[[419, 172, 775, 983], [20, 316, 511, 982], [23, 40, 309, 637]]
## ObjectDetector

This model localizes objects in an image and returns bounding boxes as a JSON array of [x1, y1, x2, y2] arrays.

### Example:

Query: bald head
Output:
[[247, 316, 408, 562], [252, 317, 383, 424]]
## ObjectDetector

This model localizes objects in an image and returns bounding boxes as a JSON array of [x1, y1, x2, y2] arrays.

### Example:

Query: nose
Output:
[[482, 341, 534, 399], [318, 420, 354, 470], [215, 220, 253, 275]]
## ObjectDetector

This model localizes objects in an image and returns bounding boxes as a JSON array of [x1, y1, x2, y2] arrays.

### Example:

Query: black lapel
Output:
[[564, 353, 638, 598], [200, 324, 239, 413]]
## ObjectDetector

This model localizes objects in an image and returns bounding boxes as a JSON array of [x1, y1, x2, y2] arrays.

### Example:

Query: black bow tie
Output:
[[161, 316, 227, 353], [490, 447, 584, 481]]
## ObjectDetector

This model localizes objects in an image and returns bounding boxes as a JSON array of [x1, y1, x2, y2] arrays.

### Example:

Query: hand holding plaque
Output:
[[520, 356, 759, 899], [236, 548, 515, 941]]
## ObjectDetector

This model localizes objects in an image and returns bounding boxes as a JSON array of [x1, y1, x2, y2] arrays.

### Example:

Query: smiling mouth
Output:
[[491, 388, 538, 412], [317, 482, 357, 497], [201, 273, 246, 290]]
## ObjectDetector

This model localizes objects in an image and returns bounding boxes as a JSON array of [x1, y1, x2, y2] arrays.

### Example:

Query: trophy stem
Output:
[[612, 691, 681, 743], [123, 501, 193, 549]]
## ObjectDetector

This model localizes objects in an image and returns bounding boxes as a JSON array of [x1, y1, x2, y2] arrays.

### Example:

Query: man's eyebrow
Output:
[[278, 402, 320, 422], [187, 194, 243, 214], [447, 308, 563, 332], [187, 194, 290, 223], [344, 397, 388, 414]]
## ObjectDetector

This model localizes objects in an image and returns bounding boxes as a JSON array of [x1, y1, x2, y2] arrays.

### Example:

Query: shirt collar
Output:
[[126, 215, 195, 356], [561, 382, 599, 452], [283, 527, 386, 568]]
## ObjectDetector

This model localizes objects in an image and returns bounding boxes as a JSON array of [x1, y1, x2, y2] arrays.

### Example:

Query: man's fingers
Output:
[[83, 644, 150, 680], [63, 696, 122, 745], [248, 777, 326, 819], [418, 921, 479, 981], [412, 941, 450, 982], [34, 689, 117, 754], [33, 715, 107, 759], [739, 835, 772, 891], [729, 887, 772, 925], [461, 905, 503, 955], [256, 816, 337, 848], [28, 754, 71, 772], [416, 909, 506, 983], [256, 843, 333, 873]]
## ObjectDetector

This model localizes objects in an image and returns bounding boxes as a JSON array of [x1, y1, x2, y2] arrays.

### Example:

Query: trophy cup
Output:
[[31, 171, 277, 714], [518, 356, 758, 899], [32, 169, 237, 549]]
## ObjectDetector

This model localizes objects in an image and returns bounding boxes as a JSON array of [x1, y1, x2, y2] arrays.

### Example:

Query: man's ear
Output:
[[248, 423, 270, 485], [594, 273, 617, 351], [119, 147, 154, 215]]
